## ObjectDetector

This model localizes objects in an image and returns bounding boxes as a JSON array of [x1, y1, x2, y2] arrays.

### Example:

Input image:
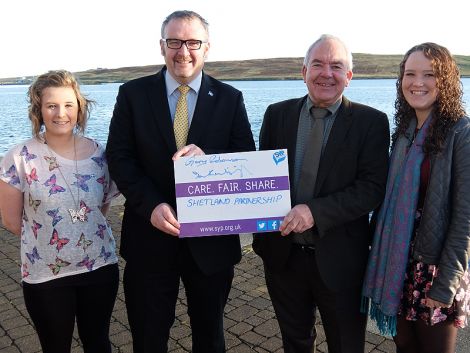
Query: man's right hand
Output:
[[279, 204, 314, 236], [150, 203, 180, 236]]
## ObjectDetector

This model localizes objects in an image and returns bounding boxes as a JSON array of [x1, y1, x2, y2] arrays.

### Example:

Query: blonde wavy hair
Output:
[[28, 70, 93, 138]]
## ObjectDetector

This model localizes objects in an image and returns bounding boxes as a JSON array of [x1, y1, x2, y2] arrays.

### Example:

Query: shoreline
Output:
[[2, 75, 469, 87]]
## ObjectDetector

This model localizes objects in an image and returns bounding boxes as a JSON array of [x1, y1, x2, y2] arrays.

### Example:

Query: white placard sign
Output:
[[174, 149, 291, 237]]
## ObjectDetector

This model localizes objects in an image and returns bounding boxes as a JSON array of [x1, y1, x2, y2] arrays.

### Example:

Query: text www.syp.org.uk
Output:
[[200, 223, 242, 234]]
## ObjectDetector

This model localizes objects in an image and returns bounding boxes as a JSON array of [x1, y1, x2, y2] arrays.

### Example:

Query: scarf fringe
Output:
[[363, 299, 397, 337]]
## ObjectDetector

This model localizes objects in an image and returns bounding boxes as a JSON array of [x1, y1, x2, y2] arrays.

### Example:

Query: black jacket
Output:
[[252, 96, 390, 291], [106, 69, 255, 275]]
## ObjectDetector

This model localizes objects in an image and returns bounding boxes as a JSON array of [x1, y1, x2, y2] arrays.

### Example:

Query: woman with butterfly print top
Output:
[[0, 70, 120, 353]]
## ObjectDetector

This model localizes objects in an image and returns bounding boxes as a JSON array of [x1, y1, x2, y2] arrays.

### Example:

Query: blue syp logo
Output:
[[272, 150, 286, 165]]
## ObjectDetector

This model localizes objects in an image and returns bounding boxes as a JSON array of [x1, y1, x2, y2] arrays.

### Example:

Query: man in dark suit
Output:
[[252, 35, 390, 353], [105, 10, 255, 353]]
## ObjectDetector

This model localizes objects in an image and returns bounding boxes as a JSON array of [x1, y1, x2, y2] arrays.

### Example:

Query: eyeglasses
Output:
[[164, 39, 207, 50]]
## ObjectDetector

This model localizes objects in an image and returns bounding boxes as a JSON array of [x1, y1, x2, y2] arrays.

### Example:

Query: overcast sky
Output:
[[2, 0, 469, 78]]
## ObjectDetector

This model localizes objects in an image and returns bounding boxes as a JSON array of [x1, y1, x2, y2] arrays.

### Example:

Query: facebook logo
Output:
[[268, 219, 281, 231]]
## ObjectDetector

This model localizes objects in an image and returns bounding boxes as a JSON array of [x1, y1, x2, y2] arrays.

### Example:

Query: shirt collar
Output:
[[307, 96, 342, 116], [164, 69, 203, 96]]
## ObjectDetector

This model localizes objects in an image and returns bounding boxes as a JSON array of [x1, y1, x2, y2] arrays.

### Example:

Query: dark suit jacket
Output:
[[252, 96, 390, 291], [106, 68, 256, 275]]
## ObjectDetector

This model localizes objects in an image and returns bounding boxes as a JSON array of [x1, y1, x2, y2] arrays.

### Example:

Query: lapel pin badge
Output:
[[208, 91, 214, 96]]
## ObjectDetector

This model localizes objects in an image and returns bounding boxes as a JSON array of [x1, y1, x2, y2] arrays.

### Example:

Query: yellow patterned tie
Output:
[[174, 85, 190, 149]]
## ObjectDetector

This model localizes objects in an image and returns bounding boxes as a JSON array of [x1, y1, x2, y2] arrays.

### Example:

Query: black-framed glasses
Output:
[[164, 39, 207, 50]]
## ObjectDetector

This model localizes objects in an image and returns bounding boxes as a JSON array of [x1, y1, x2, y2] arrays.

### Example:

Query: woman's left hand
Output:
[[425, 297, 451, 308]]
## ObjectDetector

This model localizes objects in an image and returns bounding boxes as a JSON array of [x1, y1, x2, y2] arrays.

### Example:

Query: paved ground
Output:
[[1, 204, 468, 352]]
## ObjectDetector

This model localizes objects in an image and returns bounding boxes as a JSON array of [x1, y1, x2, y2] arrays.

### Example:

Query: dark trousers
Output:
[[123, 241, 234, 353], [394, 316, 458, 353], [264, 245, 367, 353], [22, 264, 119, 353]]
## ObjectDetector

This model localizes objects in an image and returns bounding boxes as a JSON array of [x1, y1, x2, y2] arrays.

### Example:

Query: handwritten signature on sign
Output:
[[192, 164, 253, 179], [185, 155, 248, 167]]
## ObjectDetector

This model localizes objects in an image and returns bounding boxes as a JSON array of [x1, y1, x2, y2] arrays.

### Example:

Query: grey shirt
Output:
[[293, 97, 342, 189]]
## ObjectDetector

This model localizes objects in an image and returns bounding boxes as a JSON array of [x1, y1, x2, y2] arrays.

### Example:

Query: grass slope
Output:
[[1, 54, 469, 85]]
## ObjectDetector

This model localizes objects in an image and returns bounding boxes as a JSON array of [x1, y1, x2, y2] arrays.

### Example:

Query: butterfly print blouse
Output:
[[0, 137, 120, 283]]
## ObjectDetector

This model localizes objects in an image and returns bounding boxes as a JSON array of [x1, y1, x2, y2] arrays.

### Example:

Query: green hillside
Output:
[[1, 54, 470, 85]]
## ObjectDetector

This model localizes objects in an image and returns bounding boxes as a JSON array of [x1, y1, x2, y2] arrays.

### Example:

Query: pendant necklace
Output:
[[44, 134, 86, 223]]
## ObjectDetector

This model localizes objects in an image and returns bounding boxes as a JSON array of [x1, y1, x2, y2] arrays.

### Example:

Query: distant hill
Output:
[[2, 54, 470, 85]]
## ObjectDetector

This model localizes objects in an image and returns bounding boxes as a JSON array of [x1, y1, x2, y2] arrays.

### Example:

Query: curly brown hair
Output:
[[28, 70, 93, 138], [392, 42, 466, 155]]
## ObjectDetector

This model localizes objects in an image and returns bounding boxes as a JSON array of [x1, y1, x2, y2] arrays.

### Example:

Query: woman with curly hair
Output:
[[362, 43, 470, 353]]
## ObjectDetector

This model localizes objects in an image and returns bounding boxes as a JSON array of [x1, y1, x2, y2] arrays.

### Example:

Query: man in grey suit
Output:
[[252, 35, 390, 353], [106, 10, 255, 353]]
